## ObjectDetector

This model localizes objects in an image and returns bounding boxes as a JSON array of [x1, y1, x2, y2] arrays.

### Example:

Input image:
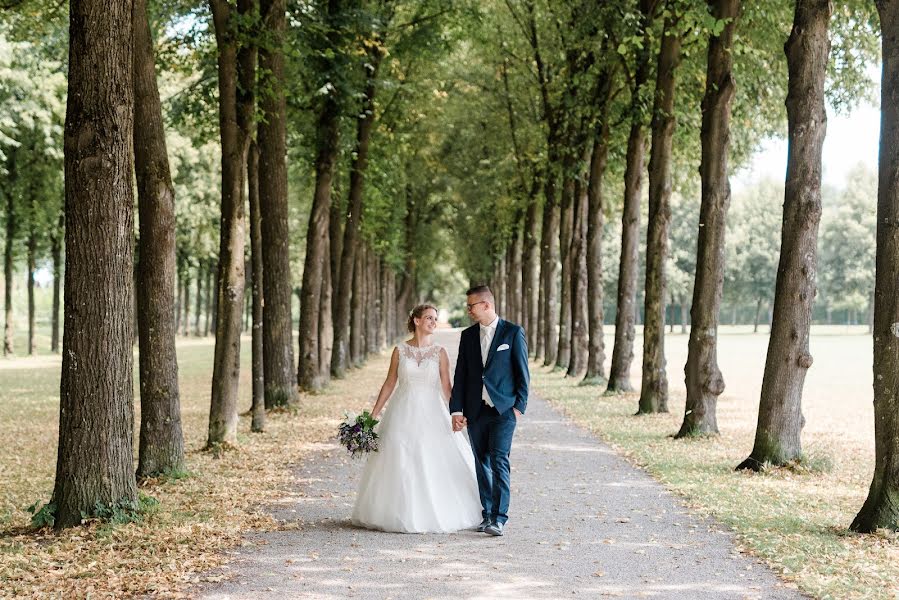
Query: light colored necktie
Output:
[[480, 327, 494, 406]]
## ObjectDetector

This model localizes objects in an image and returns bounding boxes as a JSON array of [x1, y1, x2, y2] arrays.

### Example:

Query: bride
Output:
[[351, 304, 482, 533]]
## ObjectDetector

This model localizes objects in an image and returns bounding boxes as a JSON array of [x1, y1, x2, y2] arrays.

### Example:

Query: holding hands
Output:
[[452, 414, 467, 432]]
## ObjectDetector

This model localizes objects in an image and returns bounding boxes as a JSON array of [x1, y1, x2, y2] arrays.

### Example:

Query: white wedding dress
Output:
[[351, 342, 482, 533]]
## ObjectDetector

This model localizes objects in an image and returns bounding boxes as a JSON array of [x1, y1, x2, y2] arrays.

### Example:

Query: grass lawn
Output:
[[0, 333, 390, 597], [532, 325, 896, 600]]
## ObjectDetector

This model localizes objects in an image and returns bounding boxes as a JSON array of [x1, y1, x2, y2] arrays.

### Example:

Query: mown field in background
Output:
[[0, 328, 389, 597], [533, 325, 895, 600]]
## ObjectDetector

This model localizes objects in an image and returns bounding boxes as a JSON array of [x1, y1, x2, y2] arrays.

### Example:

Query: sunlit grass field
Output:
[[533, 324, 895, 600]]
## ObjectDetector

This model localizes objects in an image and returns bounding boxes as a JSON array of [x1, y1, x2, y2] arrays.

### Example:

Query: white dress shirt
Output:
[[479, 316, 499, 407]]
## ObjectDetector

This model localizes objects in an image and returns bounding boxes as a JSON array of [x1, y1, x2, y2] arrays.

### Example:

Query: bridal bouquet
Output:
[[337, 410, 380, 457]]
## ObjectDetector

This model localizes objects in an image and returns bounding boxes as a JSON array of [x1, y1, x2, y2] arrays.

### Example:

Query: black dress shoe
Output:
[[476, 518, 491, 532], [484, 522, 504, 536]]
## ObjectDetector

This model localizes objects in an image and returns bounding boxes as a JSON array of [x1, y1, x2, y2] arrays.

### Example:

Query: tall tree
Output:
[[50, 210, 63, 352], [737, 0, 830, 470], [298, 0, 343, 392], [638, 2, 682, 414], [567, 170, 589, 377], [332, 37, 384, 378], [583, 78, 611, 383], [52, 0, 137, 528], [3, 169, 14, 356], [207, 0, 257, 446], [133, 0, 184, 476], [606, 0, 656, 394], [25, 193, 35, 355], [676, 0, 739, 438], [258, 0, 297, 409], [248, 141, 265, 432], [852, 0, 899, 532]]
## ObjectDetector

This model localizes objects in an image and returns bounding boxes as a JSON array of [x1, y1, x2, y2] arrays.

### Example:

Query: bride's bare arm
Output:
[[438, 347, 452, 402], [370, 348, 400, 419]]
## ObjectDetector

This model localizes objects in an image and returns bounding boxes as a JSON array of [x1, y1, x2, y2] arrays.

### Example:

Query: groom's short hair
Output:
[[466, 285, 494, 302]]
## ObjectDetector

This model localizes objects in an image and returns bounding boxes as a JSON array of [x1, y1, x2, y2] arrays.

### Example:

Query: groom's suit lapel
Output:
[[484, 319, 505, 370]]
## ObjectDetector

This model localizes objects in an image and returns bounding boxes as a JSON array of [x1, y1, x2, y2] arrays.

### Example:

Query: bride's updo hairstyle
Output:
[[407, 303, 438, 333]]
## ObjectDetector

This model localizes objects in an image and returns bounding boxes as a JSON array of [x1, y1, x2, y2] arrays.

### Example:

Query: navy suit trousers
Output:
[[466, 404, 517, 525]]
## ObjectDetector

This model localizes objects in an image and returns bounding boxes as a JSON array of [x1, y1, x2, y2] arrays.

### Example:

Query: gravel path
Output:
[[198, 330, 803, 599]]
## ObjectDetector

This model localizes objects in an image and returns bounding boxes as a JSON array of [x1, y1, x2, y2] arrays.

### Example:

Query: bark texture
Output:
[[50, 212, 62, 352], [53, 0, 138, 528], [3, 185, 13, 356], [677, 0, 739, 439], [26, 223, 35, 355], [852, 0, 899, 532], [567, 172, 589, 378], [298, 0, 341, 392], [607, 1, 653, 394], [638, 10, 681, 415], [207, 0, 255, 446], [555, 176, 574, 370], [248, 142, 265, 432], [133, 0, 184, 476], [584, 114, 609, 383], [258, 0, 296, 408], [737, 0, 830, 470], [540, 182, 560, 365], [522, 186, 540, 352]]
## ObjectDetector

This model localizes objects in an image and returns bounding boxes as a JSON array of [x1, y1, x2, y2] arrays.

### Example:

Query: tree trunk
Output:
[[555, 175, 575, 370], [638, 10, 682, 415], [182, 268, 191, 336], [132, 0, 184, 477], [366, 250, 379, 356], [737, 0, 830, 470], [677, 0, 738, 438], [53, 0, 137, 528], [607, 0, 652, 394], [378, 261, 389, 349], [332, 49, 381, 377], [567, 167, 589, 378], [585, 112, 610, 383], [50, 212, 63, 353], [507, 225, 523, 325], [318, 227, 333, 382], [852, 0, 899, 531], [193, 266, 203, 336], [297, 0, 340, 392], [204, 261, 213, 336], [540, 179, 560, 365], [522, 183, 540, 353], [257, 0, 296, 408], [4, 186, 14, 356], [207, 0, 255, 447], [680, 302, 688, 334], [351, 241, 364, 366], [493, 252, 507, 316], [248, 141, 265, 432], [26, 225, 35, 355], [753, 297, 762, 332]]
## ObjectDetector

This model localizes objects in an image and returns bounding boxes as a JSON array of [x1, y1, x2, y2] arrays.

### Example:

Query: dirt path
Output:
[[197, 329, 802, 599]]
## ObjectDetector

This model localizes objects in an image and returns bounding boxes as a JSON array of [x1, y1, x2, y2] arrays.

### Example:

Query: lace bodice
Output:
[[396, 342, 443, 391], [399, 342, 442, 366]]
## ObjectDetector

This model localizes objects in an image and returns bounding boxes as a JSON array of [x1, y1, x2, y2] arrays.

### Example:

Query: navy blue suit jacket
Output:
[[449, 319, 529, 420]]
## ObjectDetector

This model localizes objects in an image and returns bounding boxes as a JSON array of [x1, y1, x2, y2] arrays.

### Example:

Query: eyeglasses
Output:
[[466, 301, 487, 311]]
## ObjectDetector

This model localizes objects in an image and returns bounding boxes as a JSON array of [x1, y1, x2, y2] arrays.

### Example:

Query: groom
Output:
[[450, 285, 529, 536]]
